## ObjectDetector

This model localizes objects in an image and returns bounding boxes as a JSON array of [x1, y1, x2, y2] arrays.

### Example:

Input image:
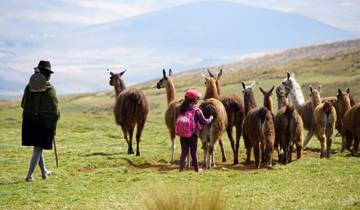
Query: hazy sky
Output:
[[0, 0, 359, 34]]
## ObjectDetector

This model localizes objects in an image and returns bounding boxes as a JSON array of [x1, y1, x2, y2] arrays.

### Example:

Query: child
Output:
[[177, 89, 213, 172]]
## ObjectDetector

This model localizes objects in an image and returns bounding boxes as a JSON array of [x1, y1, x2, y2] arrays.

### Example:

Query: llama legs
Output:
[[326, 136, 332, 158], [319, 135, 327, 158], [169, 130, 176, 163], [218, 139, 226, 162], [234, 125, 242, 165], [136, 121, 145, 156], [296, 139, 303, 160], [226, 126, 236, 163], [128, 127, 134, 154], [254, 143, 261, 169]]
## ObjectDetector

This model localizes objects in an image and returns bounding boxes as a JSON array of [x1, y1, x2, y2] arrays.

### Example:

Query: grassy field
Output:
[[1, 49, 360, 209]]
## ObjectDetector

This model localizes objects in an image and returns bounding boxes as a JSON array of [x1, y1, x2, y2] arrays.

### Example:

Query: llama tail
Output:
[[285, 105, 294, 147], [323, 101, 333, 137]]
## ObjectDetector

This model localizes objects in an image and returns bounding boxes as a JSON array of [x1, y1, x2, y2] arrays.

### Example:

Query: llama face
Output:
[[109, 71, 125, 86], [281, 77, 294, 92], [156, 69, 172, 89], [156, 77, 167, 89]]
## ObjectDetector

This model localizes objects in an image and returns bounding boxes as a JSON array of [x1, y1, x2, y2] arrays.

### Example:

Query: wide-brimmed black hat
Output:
[[34, 60, 53, 73]]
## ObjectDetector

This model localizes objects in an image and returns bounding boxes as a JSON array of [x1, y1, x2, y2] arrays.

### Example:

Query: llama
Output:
[[199, 75, 227, 168], [242, 82, 275, 169], [336, 88, 352, 151], [338, 88, 360, 155], [207, 69, 245, 164], [275, 85, 303, 164], [156, 69, 183, 162], [109, 70, 149, 156], [311, 86, 336, 158], [282, 72, 317, 147], [242, 81, 257, 115], [243, 106, 275, 169]]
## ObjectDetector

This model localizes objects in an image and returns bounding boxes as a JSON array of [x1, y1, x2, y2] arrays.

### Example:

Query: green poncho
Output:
[[21, 82, 60, 127]]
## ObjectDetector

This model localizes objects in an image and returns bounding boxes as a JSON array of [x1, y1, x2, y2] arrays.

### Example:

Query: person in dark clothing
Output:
[[178, 89, 213, 172], [21, 60, 60, 182]]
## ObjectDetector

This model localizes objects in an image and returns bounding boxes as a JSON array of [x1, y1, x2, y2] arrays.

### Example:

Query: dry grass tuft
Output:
[[142, 185, 226, 210]]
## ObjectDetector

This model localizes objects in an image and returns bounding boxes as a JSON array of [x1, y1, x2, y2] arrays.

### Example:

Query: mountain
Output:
[[71, 1, 352, 51], [0, 1, 355, 99]]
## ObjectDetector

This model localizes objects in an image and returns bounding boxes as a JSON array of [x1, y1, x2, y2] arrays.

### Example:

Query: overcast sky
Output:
[[0, 0, 359, 35]]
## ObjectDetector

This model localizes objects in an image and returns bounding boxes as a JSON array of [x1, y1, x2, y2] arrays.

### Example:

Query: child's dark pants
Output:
[[179, 133, 199, 172]]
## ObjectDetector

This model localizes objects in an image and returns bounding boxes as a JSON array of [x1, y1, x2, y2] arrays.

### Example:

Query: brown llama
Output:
[[336, 88, 352, 152], [242, 82, 275, 169], [109, 70, 149, 156], [275, 85, 303, 164], [199, 75, 227, 168], [242, 81, 257, 115], [243, 107, 275, 169], [156, 69, 183, 162], [207, 69, 245, 164], [311, 86, 336, 158], [339, 88, 360, 155]]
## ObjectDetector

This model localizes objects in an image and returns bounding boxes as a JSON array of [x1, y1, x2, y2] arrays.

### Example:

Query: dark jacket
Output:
[[21, 82, 60, 149]]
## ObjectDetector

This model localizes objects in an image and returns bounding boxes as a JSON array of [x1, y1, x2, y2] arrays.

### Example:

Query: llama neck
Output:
[[339, 97, 351, 122], [245, 91, 257, 115], [311, 94, 321, 108], [165, 78, 176, 105], [215, 80, 221, 96], [264, 97, 273, 113], [277, 97, 288, 110], [289, 81, 305, 105], [114, 79, 126, 98], [204, 81, 219, 100]]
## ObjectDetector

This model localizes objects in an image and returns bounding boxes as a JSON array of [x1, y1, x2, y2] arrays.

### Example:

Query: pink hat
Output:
[[185, 89, 202, 100]]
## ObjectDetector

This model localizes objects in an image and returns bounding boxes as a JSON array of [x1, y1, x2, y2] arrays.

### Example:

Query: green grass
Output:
[[1, 49, 360, 209]]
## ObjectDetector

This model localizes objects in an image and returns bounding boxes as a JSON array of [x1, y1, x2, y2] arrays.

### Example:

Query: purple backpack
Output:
[[175, 108, 198, 138]]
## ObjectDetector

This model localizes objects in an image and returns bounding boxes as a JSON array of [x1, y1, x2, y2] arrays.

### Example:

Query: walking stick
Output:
[[53, 137, 59, 168]]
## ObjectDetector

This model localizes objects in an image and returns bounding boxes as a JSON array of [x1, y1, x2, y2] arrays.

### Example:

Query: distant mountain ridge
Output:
[[72, 1, 352, 52], [0, 1, 356, 99]]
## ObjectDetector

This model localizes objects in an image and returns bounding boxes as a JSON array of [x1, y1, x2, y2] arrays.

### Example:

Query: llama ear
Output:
[[318, 85, 321, 92], [346, 88, 350, 94], [168, 69, 172, 76], [241, 81, 246, 90], [217, 69, 223, 80], [287, 72, 291, 80], [119, 70, 126, 76], [162, 69, 166, 77], [338, 89, 342, 95], [259, 87, 266, 95], [269, 85, 275, 94], [309, 85, 313, 93], [109, 71, 114, 76], [207, 69, 214, 78]]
